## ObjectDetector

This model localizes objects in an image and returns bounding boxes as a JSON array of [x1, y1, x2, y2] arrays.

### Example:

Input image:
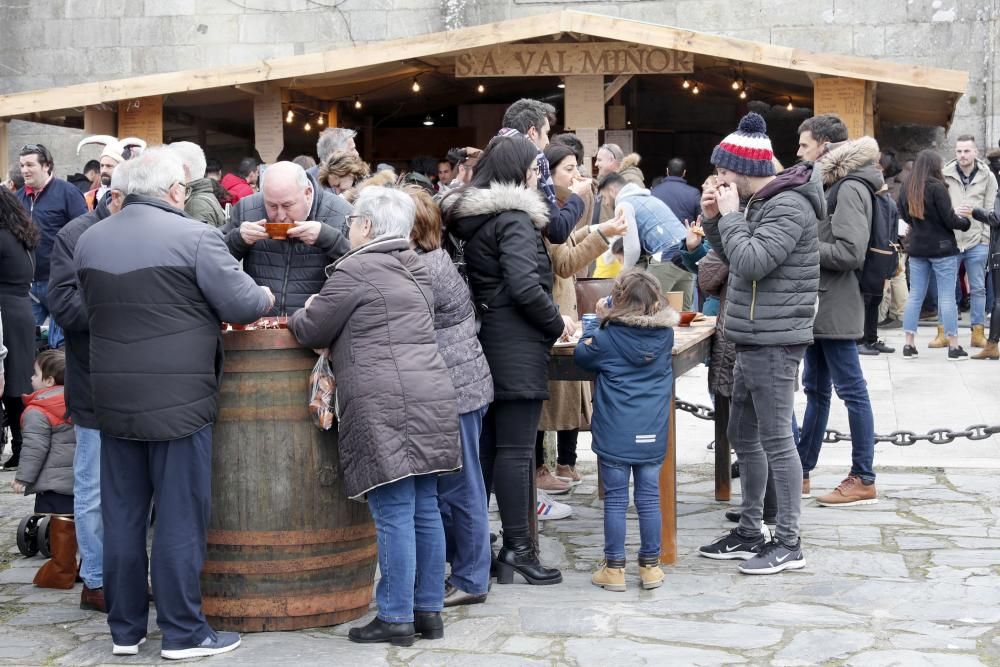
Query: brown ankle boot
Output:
[[971, 325, 988, 348], [34, 517, 78, 589], [972, 340, 999, 360], [927, 325, 947, 348]]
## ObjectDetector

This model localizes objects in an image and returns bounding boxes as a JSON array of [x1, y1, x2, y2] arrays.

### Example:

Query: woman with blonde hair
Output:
[[318, 150, 370, 194]]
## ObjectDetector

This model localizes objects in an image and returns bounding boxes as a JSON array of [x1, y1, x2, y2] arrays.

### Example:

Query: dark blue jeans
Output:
[[798, 339, 876, 483], [102, 426, 213, 650], [598, 458, 661, 561], [367, 473, 445, 623], [438, 407, 490, 596]]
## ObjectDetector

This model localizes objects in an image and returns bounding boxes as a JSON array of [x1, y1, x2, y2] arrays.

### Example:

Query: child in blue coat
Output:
[[575, 269, 678, 592]]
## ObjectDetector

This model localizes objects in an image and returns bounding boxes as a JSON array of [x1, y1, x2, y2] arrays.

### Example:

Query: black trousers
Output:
[[989, 268, 1000, 342], [480, 400, 543, 541], [862, 293, 883, 344], [102, 425, 213, 650], [534, 430, 579, 468], [2, 396, 25, 464]]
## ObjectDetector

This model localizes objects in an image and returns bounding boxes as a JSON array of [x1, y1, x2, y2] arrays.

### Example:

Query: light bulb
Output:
[[285, 109, 294, 123], [304, 122, 312, 132], [557, 79, 565, 89], [354, 95, 362, 110], [682, 79, 690, 89], [423, 114, 434, 126], [412, 78, 421, 93], [732, 80, 740, 90], [739, 89, 748, 100], [692, 84, 700, 95], [786, 100, 794, 111], [477, 82, 485, 94], [317, 114, 324, 126]]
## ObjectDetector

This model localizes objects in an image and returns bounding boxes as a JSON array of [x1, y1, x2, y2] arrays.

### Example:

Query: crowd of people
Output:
[[0, 94, 997, 658]]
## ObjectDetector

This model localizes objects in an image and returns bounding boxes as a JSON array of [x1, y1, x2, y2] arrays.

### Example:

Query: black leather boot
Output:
[[496, 536, 562, 585], [413, 611, 444, 640], [348, 617, 416, 646]]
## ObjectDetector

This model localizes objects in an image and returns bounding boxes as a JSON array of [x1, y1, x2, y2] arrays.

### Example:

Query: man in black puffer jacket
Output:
[[74, 148, 273, 661], [222, 161, 352, 315], [699, 113, 821, 576]]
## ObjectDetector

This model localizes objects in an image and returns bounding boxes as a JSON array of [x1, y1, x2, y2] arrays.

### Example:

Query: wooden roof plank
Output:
[[0, 10, 968, 118]]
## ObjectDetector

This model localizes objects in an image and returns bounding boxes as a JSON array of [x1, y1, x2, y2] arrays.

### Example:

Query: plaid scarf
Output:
[[496, 128, 556, 206]]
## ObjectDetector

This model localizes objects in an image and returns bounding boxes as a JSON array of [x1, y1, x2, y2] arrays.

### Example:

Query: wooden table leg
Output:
[[659, 382, 677, 565], [714, 394, 732, 502]]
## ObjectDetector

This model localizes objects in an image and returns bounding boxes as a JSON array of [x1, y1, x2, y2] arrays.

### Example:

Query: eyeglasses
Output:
[[346, 214, 367, 226]]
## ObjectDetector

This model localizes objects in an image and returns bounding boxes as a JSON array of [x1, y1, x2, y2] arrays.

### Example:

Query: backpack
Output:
[[826, 176, 899, 296]]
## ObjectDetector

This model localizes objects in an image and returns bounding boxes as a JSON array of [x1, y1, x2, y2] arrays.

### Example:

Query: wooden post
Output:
[[714, 395, 731, 501], [0, 119, 8, 185], [864, 81, 877, 137], [326, 104, 339, 130], [83, 106, 116, 136], [659, 382, 677, 565]]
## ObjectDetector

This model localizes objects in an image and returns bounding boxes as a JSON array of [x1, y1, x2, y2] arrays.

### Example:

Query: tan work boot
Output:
[[638, 555, 664, 590], [536, 466, 571, 495], [971, 324, 988, 348], [802, 478, 811, 499], [972, 340, 999, 360], [591, 559, 626, 592], [927, 325, 948, 348], [816, 475, 878, 507], [554, 463, 582, 485]]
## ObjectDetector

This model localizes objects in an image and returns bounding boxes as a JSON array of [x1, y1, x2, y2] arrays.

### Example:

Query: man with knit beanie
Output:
[[698, 112, 822, 574]]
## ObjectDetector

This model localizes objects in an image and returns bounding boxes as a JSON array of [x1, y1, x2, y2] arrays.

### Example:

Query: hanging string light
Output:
[[691, 83, 700, 95], [422, 114, 434, 126], [354, 95, 362, 110], [739, 87, 748, 100], [786, 97, 794, 111], [477, 82, 485, 94], [557, 79, 566, 89], [304, 121, 312, 132], [682, 79, 691, 90], [412, 77, 421, 93], [285, 109, 294, 123], [317, 114, 325, 126]]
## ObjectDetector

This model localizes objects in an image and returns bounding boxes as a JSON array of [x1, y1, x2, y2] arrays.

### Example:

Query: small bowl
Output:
[[265, 222, 294, 240], [678, 311, 698, 327]]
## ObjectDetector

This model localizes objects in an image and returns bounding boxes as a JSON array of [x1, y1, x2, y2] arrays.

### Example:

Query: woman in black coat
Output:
[[0, 187, 39, 470], [442, 135, 574, 586]]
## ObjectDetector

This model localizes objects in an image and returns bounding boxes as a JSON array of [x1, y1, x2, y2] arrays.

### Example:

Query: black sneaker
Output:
[[902, 344, 918, 359], [878, 318, 902, 329], [738, 540, 806, 575], [871, 340, 895, 353], [948, 346, 969, 361], [857, 342, 880, 356], [698, 528, 765, 560], [919, 309, 938, 321]]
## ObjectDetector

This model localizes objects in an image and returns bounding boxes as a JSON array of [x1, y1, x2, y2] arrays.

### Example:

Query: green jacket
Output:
[[184, 178, 227, 228], [814, 137, 883, 340]]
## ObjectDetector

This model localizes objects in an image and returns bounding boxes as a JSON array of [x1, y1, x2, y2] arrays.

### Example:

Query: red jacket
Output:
[[221, 174, 254, 204]]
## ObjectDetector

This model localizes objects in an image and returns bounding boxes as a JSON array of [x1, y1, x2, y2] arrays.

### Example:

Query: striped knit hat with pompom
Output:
[[710, 112, 775, 177]]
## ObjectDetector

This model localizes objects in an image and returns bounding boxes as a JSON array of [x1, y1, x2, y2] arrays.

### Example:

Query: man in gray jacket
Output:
[[75, 148, 274, 660], [796, 115, 880, 508], [698, 113, 821, 575]]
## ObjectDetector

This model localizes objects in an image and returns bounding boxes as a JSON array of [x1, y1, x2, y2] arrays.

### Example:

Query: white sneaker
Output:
[[537, 489, 572, 520], [112, 638, 146, 656]]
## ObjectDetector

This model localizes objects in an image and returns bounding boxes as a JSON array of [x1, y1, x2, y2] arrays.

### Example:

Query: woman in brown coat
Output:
[[289, 186, 460, 647], [535, 143, 628, 491]]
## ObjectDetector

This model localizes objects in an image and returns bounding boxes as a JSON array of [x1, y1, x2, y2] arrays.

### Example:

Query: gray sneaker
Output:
[[738, 540, 805, 575], [161, 631, 241, 660]]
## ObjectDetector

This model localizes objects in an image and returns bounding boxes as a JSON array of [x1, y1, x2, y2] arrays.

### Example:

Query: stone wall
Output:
[[1, 0, 997, 153]]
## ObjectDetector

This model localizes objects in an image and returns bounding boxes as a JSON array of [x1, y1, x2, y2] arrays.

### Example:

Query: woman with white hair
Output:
[[288, 186, 460, 647]]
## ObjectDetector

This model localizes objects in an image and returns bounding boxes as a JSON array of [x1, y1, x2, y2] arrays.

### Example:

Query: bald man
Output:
[[222, 161, 352, 315]]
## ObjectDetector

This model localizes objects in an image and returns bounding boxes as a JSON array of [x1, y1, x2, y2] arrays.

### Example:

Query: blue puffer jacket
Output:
[[574, 306, 679, 465], [17, 177, 88, 281]]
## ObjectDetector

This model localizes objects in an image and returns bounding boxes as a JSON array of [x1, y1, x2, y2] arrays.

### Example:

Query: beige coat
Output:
[[539, 187, 607, 432]]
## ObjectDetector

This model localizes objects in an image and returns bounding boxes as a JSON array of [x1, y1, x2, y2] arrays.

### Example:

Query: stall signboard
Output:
[[455, 42, 693, 78]]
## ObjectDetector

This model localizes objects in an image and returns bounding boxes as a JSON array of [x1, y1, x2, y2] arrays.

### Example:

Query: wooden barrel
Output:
[[201, 329, 376, 632]]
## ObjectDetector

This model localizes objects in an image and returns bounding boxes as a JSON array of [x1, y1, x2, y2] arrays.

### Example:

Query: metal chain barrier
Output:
[[675, 399, 1000, 447]]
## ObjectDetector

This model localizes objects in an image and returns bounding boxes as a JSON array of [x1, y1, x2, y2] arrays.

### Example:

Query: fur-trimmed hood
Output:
[[618, 153, 645, 187], [817, 136, 881, 187], [443, 183, 550, 230], [607, 306, 680, 329]]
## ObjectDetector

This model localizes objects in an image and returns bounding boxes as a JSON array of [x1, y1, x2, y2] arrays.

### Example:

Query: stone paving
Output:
[[1, 462, 999, 666]]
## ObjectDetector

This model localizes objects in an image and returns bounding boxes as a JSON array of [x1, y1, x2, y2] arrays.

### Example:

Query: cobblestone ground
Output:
[[1, 463, 999, 666]]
